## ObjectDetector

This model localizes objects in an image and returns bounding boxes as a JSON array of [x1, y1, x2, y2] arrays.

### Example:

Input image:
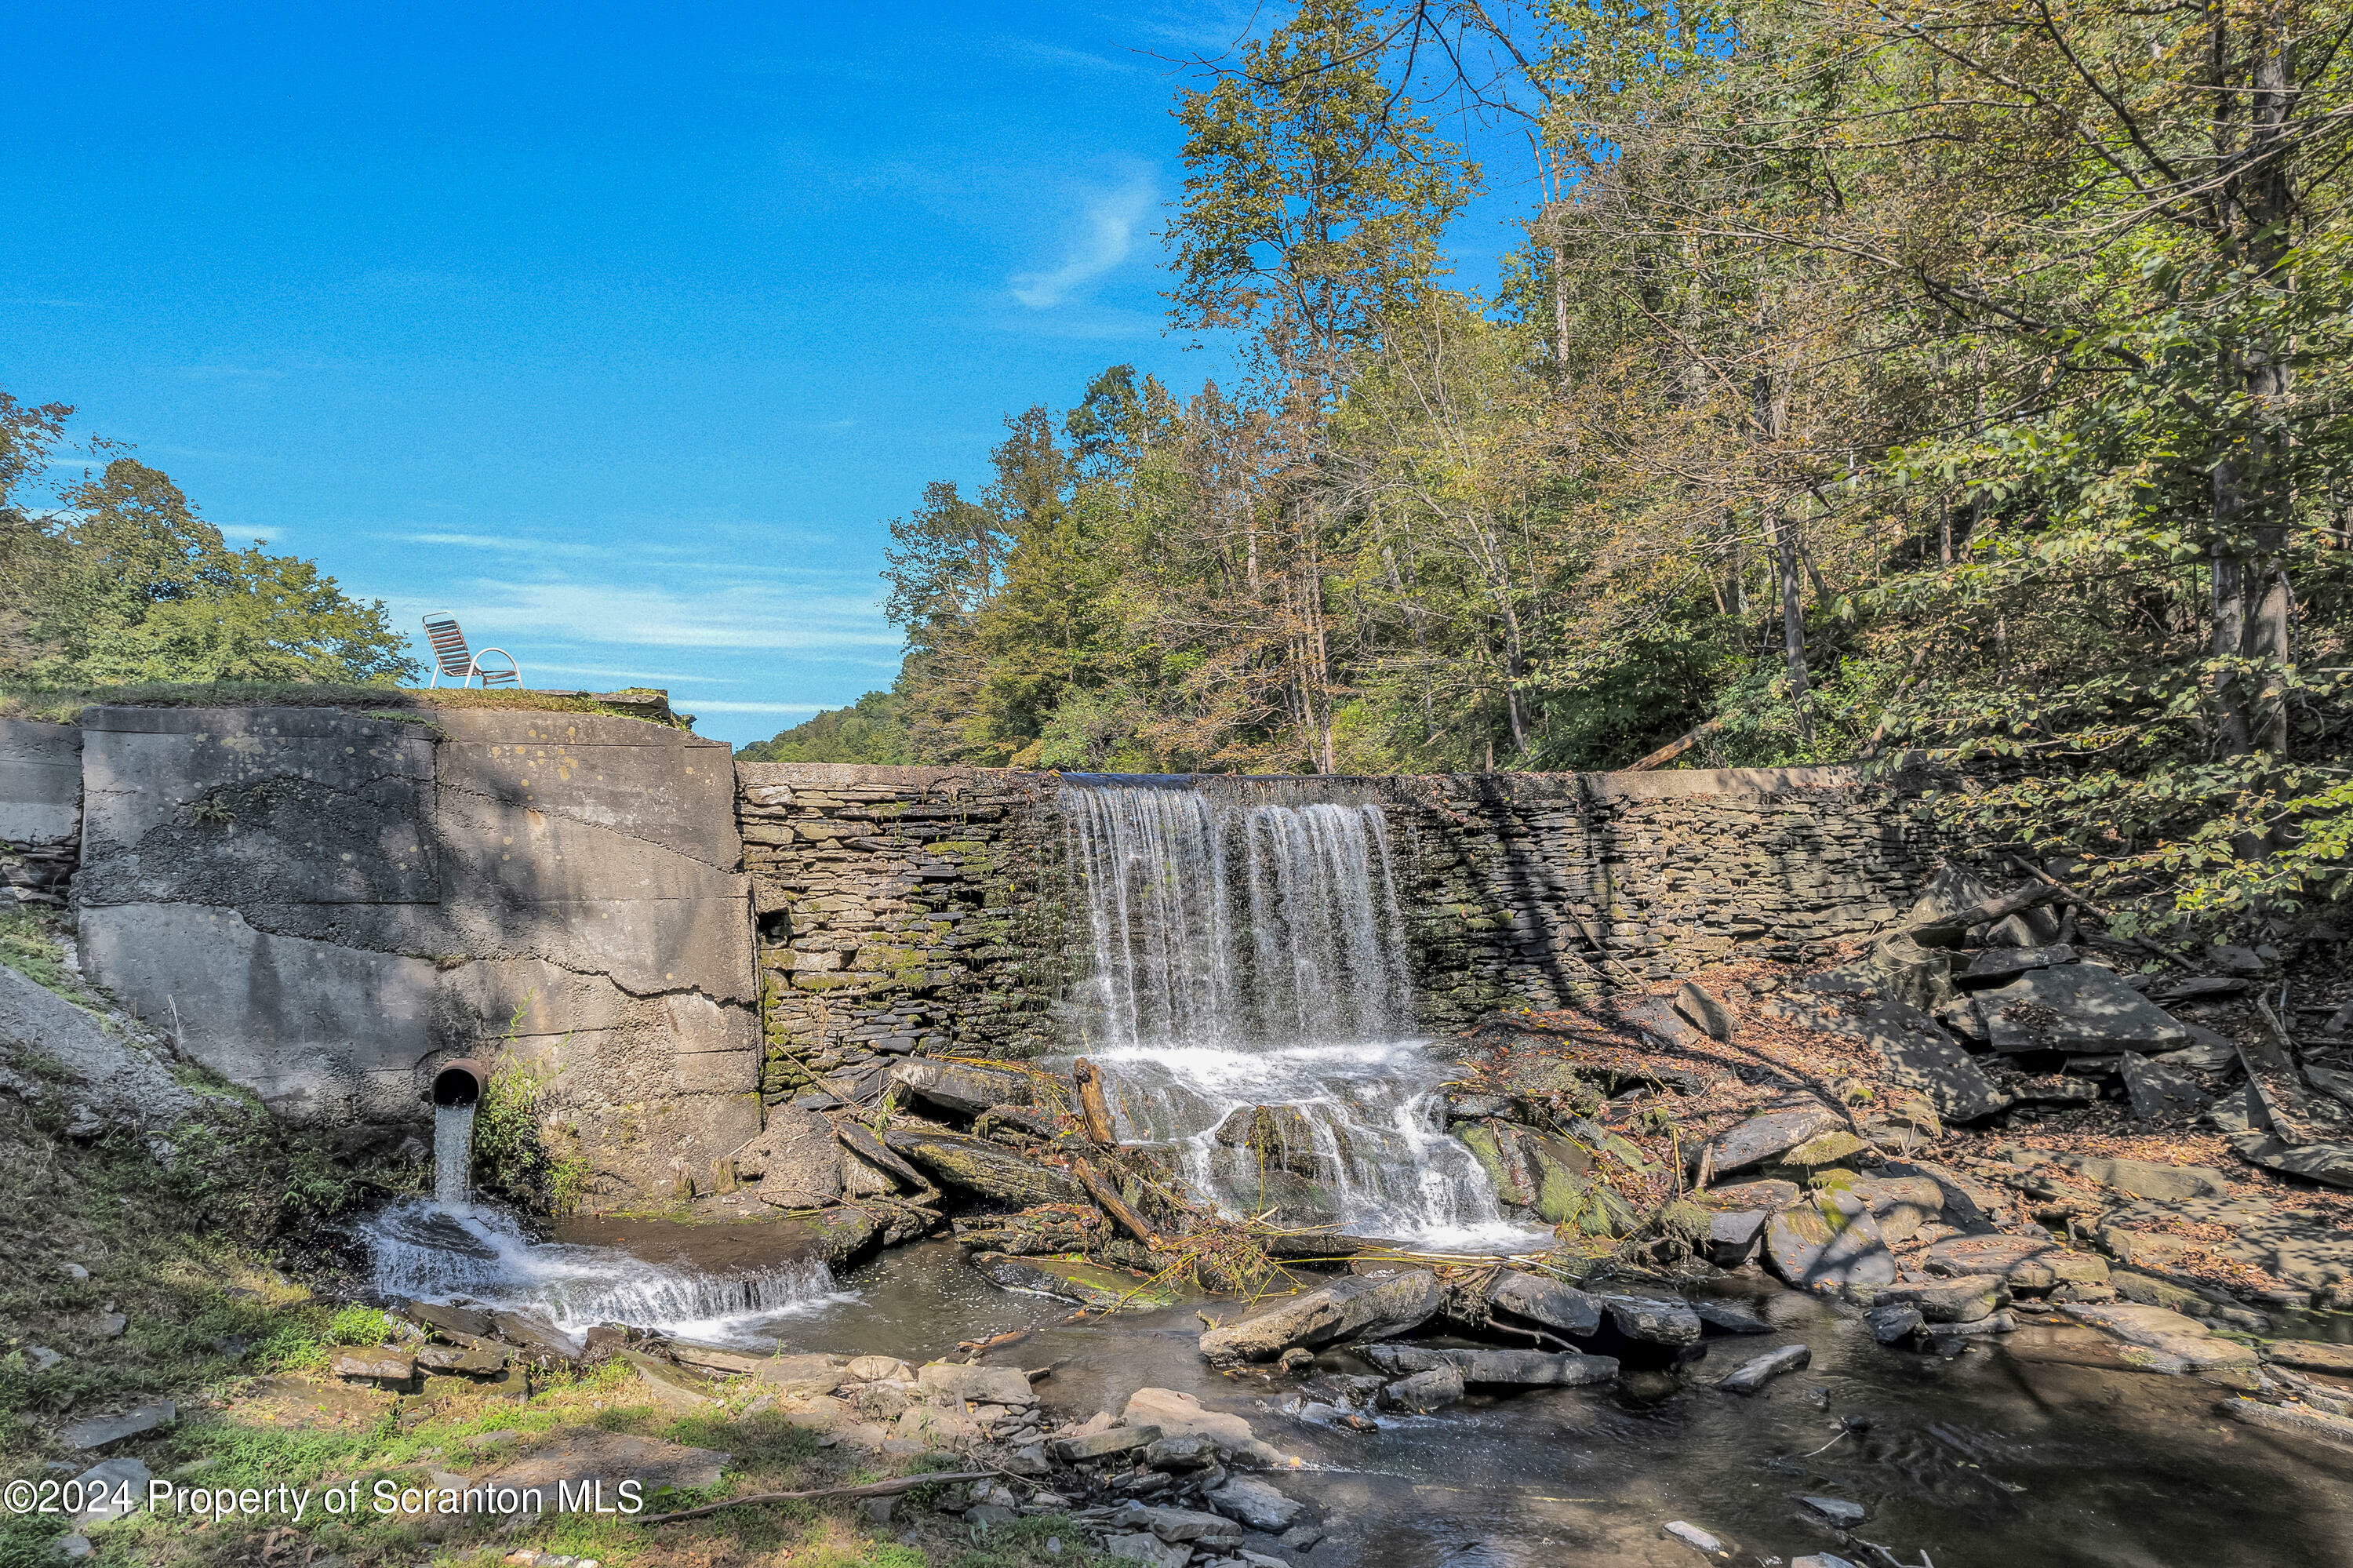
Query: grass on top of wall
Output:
[[0, 682, 693, 729]]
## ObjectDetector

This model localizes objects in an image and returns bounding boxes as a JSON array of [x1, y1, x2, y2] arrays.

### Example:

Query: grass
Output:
[[0, 681, 692, 729], [0, 907, 100, 1006]]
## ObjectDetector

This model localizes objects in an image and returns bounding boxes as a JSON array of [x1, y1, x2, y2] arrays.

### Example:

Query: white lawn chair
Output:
[[421, 612, 522, 689]]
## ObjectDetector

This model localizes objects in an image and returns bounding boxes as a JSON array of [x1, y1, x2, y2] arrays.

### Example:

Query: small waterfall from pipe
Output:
[[434, 1102, 475, 1206], [1061, 782, 1532, 1248]]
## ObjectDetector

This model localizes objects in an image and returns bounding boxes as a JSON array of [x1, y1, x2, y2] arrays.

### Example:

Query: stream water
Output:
[[1060, 780, 1533, 1249]]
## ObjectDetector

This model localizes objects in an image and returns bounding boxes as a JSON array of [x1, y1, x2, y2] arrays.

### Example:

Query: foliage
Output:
[[322, 1304, 395, 1346], [471, 1042, 592, 1216], [737, 689, 913, 763]]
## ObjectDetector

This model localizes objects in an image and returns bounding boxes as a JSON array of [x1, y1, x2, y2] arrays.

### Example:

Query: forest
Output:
[[743, 0, 2353, 938]]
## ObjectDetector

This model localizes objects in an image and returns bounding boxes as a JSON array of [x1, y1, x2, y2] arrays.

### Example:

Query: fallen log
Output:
[[1070, 1158, 1162, 1247], [1620, 719, 1723, 773], [1071, 1057, 1118, 1145]]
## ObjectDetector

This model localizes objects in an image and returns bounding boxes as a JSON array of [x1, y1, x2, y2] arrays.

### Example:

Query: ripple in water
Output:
[[357, 1199, 856, 1346]]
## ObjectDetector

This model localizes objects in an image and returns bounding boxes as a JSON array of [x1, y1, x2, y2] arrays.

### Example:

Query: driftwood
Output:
[[1620, 719, 1723, 773], [636, 1468, 1003, 1526], [1069, 1158, 1162, 1247], [2000, 855, 2197, 966], [1071, 1057, 1118, 1144]]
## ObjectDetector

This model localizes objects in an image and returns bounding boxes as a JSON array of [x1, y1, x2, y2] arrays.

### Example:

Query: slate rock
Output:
[[1482, 1269, 1603, 1337], [1201, 1269, 1443, 1363], [2062, 1301, 2261, 1381], [1799, 1496, 1867, 1526], [1128, 1504, 1244, 1546], [2222, 1396, 2353, 1453], [1841, 1174, 1944, 1241], [1866, 1304, 1926, 1344], [1673, 981, 1737, 1041], [60, 1402, 175, 1450], [67, 1457, 150, 1526], [1597, 1293, 1703, 1345], [1059, 1424, 1162, 1462], [916, 1361, 1035, 1405], [1689, 1299, 1773, 1335], [1699, 1178, 1803, 1211], [1664, 1519, 1731, 1557], [415, 1344, 508, 1376], [974, 1253, 1177, 1312], [1359, 1344, 1617, 1387], [1922, 1234, 2109, 1291], [1864, 1273, 2009, 1323], [1759, 992, 2009, 1122], [2118, 1053, 2212, 1122], [754, 1352, 848, 1394], [1717, 1343, 1811, 1393], [1377, 1363, 1466, 1413], [1208, 1474, 1304, 1531], [732, 1104, 846, 1210], [1977, 966, 2195, 1053], [1706, 1210, 1769, 1266], [886, 1057, 1035, 1116], [620, 1349, 722, 1410], [1103, 1531, 1191, 1567], [2052, 1151, 2229, 1201], [884, 1126, 1087, 1207], [1699, 1105, 1843, 1176], [1958, 946, 2076, 987], [1764, 1193, 1896, 1291], [2235, 1136, 2353, 1190]]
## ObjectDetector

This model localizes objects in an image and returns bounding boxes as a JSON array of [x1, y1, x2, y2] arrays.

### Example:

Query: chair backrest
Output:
[[421, 613, 472, 678]]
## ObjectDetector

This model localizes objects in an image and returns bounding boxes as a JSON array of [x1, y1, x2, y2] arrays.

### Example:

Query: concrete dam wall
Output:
[[0, 706, 1946, 1204]]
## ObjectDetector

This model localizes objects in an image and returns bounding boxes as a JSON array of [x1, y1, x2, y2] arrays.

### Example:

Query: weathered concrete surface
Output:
[[72, 706, 759, 1202], [0, 962, 192, 1126], [0, 719, 83, 904]]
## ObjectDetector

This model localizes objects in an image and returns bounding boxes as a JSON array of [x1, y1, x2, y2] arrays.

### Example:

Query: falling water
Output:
[[434, 1102, 475, 1206], [1060, 782, 1533, 1248]]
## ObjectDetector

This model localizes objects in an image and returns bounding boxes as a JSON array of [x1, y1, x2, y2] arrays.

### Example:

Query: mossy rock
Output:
[[1781, 1130, 1868, 1168], [972, 1252, 1182, 1312]]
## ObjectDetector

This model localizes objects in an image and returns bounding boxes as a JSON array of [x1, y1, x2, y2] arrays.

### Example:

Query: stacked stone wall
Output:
[[736, 764, 1944, 1063], [736, 763, 1080, 1104], [0, 719, 83, 907]]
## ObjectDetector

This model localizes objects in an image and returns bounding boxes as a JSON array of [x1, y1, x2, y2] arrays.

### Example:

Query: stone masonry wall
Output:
[[0, 719, 83, 907], [735, 763, 1944, 1075], [735, 762, 1077, 1108]]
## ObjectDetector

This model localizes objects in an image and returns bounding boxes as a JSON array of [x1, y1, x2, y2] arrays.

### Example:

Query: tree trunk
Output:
[[1773, 509, 1813, 743]]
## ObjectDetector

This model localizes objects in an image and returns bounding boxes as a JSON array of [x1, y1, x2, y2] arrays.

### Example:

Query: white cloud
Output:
[[1009, 174, 1155, 309], [447, 577, 899, 653], [526, 661, 740, 685]]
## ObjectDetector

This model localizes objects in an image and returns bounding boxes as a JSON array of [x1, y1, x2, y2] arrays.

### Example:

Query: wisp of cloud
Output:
[[1009, 174, 1155, 310]]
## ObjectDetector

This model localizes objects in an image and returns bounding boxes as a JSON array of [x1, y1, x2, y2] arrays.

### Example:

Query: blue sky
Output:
[[2, 2, 1531, 746]]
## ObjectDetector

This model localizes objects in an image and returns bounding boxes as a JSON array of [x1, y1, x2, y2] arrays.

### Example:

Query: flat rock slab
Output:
[[2052, 1152, 2230, 1202], [1760, 992, 2009, 1122], [1842, 1174, 1944, 1241], [1959, 946, 2075, 986], [1200, 1269, 1442, 1363], [1482, 1270, 1603, 1337], [916, 1361, 1035, 1405], [619, 1349, 720, 1411], [1922, 1234, 2110, 1290], [2261, 1340, 2353, 1375], [1124, 1387, 1299, 1468], [1706, 1210, 1768, 1265], [1977, 966, 2195, 1054], [1699, 1105, 1842, 1176], [1379, 1363, 1467, 1413], [1596, 1293, 1703, 1345], [60, 1402, 174, 1450], [1765, 1193, 1896, 1292], [888, 1058, 1035, 1116], [1207, 1473, 1304, 1531], [2062, 1302, 2261, 1381], [67, 1457, 151, 1526], [1698, 1179, 1802, 1212], [2121, 1054, 2211, 1121], [884, 1126, 1087, 1207], [479, 1428, 729, 1493], [1689, 1300, 1773, 1335], [754, 1353, 847, 1394], [330, 1349, 416, 1386], [1718, 1343, 1811, 1394], [1359, 1344, 1618, 1386], [974, 1252, 1180, 1312], [2235, 1135, 2353, 1190], [1862, 1274, 2008, 1324], [2223, 1397, 2353, 1453]]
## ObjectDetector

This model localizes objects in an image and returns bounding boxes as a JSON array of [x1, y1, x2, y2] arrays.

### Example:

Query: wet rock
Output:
[[1922, 1234, 2109, 1292], [1059, 1424, 1162, 1463], [2061, 1302, 2261, 1381], [732, 1104, 846, 1210], [1866, 1304, 1926, 1343], [884, 1126, 1088, 1207], [1213, 1104, 1345, 1180], [1457, 1119, 1640, 1235], [1378, 1363, 1465, 1413], [1793, 1558, 1864, 1568], [1696, 1105, 1842, 1177], [974, 1253, 1179, 1312], [1689, 1300, 1773, 1335], [1200, 1269, 1442, 1363], [1765, 1192, 1896, 1292], [1923, 1309, 2017, 1339], [1482, 1270, 1604, 1337], [2261, 1340, 2353, 1375], [1663, 1519, 1732, 1558], [1123, 1387, 1298, 1468], [1208, 1473, 1304, 1531], [402, 1300, 496, 1340], [2117, 1054, 2212, 1121], [1673, 981, 1736, 1041], [1279, 1523, 1326, 1550], [1958, 946, 2075, 987], [60, 1400, 176, 1452], [1596, 1293, 1703, 1345], [2221, 1396, 2353, 1453], [1864, 1273, 2009, 1323], [1127, 1504, 1245, 1548], [1717, 1343, 1810, 1393], [488, 1308, 584, 1366], [917, 1361, 1035, 1404], [845, 1353, 914, 1381], [887, 1058, 1035, 1117], [1799, 1495, 1867, 1526], [479, 1427, 729, 1493], [1706, 1210, 1769, 1266], [1977, 966, 2195, 1054], [1102, 1532, 1192, 1567], [1358, 1344, 1618, 1386]]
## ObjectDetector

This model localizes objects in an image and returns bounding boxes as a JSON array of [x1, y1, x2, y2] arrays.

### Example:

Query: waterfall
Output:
[[1061, 782, 1530, 1248], [434, 1102, 475, 1206]]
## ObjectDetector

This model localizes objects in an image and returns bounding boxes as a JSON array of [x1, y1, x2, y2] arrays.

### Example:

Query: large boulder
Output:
[[1199, 1270, 1443, 1364], [1922, 1234, 2109, 1291], [1764, 1191, 1896, 1291], [732, 1104, 843, 1210], [1975, 966, 2196, 1054], [2061, 1301, 2260, 1383], [1760, 990, 2009, 1122], [1212, 1104, 1345, 1180], [884, 1126, 1087, 1207], [1458, 1119, 1640, 1235], [1482, 1269, 1604, 1337], [887, 1058, 1035, 1117], [1694, 1104, 1842, 1176]]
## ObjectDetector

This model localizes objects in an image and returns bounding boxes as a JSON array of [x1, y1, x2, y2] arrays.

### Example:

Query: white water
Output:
[[1061, 782, 1536, 1249], [433, 1102, 475, 1206], [358, 1199, 853, 1346]]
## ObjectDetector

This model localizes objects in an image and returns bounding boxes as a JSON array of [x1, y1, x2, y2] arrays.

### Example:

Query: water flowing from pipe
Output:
[[1060, 782, 1532, 1248], [433, 1102, 475, 1206]]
